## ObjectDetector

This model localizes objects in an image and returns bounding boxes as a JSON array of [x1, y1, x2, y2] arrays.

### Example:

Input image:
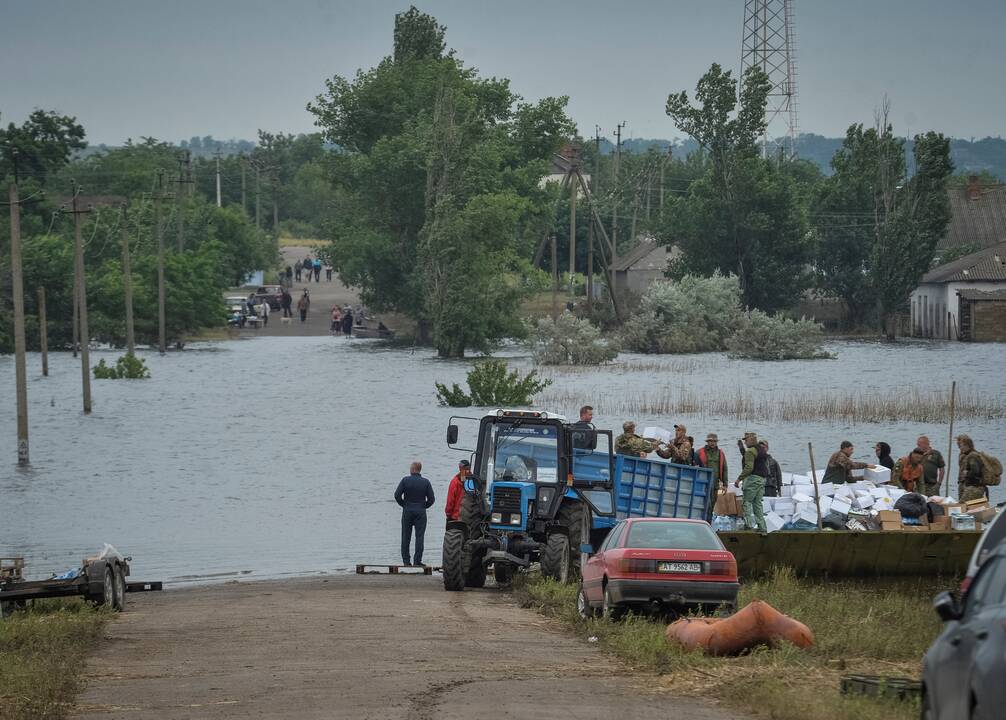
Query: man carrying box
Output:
[[822, 441, 876, 484]]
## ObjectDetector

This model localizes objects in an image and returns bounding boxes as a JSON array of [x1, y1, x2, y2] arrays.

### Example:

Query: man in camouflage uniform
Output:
[[916, 435, 946, 497], [734, 431, 767, 532], [614, 421, 656, 457], [657, 423, 693, 464], [956, 434, 987, 503], [821, 441, 876, 484]]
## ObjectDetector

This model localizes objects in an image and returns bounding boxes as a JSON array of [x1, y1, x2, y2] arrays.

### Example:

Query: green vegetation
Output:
[[516, 567, 947, 720], [527, 313, 618, 365], [0, 600, 109, 720], [308, 7, 574, 357], [92, 354, 151, 379], [620, 274, 828, 360], [436, 359, 552, 407]]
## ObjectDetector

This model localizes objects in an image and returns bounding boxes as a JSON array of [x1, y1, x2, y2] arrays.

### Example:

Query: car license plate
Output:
[[658, 562, 701, 573]]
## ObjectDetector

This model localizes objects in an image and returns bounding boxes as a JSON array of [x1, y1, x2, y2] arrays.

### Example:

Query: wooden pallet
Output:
[[355, 564, 441, 575]]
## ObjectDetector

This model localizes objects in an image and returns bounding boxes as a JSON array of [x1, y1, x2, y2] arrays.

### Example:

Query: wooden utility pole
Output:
[[65, 185, 93, 414], [568, 153, 577, 297], [587, 126, 601, 311], [271, 173, 279, 231], [945, 380, 957, 496], [611, 121, 625, 300], [37, 287, 48, 377], [660, 146, 672, 210], [240, 155, 247, 215], [550, 234, 559, 319], [72, 274, 79, 358], [8, 172, 30, 464], [120, 204, 136, 355], [215, 146, 222, 208], [254, 163, 261, 228], [574, 171, 623, 322], [155, 170, 168, 354], [172, 152, 194, 252]]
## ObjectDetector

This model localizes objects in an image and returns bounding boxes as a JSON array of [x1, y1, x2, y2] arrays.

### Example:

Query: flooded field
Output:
[[1, 337, 1003, 584]]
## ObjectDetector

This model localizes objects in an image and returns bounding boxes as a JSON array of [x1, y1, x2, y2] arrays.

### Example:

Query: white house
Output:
[[911, 241, 1006, 340]]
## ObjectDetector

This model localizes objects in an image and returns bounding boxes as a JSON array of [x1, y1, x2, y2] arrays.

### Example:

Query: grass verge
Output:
[[0, 600, 110, 720], [514, 567, 951, 720]]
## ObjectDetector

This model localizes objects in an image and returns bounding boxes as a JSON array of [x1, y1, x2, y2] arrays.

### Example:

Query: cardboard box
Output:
[[792, 492, 815, 503], [830, 498, 852, 516], [817, 483, 836, 497], [969, 507, 998, 524], [930, 516, 952, 531], [854, 494, 875, 509], [880, 520, 903, 531], [765, 512, 785, 533], [781, 486, 794, 498], [774, 500, 796, 515], [877, 510, 901, 522], [943, 503, 965, 516], [965, 498, 990, 512], [903, 525, 929, 532], [874, 497, 895, 511], [864, 467, 892, 484], [714, 492, 740, 517], [796, 507, 820, 525]]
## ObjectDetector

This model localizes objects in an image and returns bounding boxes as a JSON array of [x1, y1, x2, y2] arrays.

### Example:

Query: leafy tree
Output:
[[308, 7, 574, 355], [527, 312, 618, 365], [0, 109, 86, 182], [662, 65, 813, 312], [436, 359, 551, 407]]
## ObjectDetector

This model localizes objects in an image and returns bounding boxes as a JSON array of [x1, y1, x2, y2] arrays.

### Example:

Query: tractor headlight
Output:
[[510, 515, 521, 525], [491, 513, 503, 524]]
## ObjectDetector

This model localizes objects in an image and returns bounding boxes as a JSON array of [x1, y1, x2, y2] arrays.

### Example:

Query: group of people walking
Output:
[[288, 256, 332, 284]]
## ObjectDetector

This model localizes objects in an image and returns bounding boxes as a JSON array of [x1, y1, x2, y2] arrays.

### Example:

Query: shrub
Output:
[[726, 311, 833, 360], [93, 354, 151, 379], [528, 313, 619, 365], [619, 274, 742, 354], [436, 359, 552, 407]]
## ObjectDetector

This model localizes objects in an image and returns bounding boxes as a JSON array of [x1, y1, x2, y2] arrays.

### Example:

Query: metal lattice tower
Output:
[[741, 0, 798, 158]]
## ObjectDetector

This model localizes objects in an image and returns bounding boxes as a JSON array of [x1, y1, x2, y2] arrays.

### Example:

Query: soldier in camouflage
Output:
[[614, 421, 657, 457], [956, 434, 988, 503]]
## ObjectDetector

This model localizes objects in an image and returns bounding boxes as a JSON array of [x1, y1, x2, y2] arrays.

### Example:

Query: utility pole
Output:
[[7, 160, 30, 464], [611, 121, 626, 300], [660, 146, 672, 209], [38, 287, 48, 377], [171, 152, 194, 252], [254, 162, 261, 228], [587, 126, 601, 311], [215, 146, 222, 208], [120, 204, 136, 355], [240, 154, 247, 215], [550, 234, 559, 319], [568, 146, 578, 298], [154, 170, 168, 354], [63, 184, 93, 414], [271, 172, 279, 232], [72, 274, 79, 358]]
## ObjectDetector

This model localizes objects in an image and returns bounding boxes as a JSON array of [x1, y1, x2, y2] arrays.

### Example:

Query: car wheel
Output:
[[576, 583, 595, 620], [602, 584, 624, 621]]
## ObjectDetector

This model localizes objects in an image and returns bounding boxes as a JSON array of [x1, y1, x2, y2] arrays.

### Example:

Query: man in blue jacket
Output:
[[395, 461, 436, 566]]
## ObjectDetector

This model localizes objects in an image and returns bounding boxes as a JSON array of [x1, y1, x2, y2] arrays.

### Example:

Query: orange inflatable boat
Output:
[[665, 600, 814, 655]]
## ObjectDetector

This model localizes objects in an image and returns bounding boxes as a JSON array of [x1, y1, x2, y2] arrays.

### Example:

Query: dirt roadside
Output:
[[71, 574, 738, 720]]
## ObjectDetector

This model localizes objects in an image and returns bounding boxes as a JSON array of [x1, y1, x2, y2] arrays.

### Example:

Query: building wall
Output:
[[973, 301, 1006, 342], [911, 281, 1005, 339]]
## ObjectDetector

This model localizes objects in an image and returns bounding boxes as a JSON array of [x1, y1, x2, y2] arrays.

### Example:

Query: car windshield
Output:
[[624, 521, 721, 550], [483, 422, 559, 484]]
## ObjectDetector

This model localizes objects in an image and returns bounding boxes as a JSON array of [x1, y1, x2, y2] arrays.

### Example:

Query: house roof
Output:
[[613, 240, 665, 272], [922, 240, 1006, 283], [958, 289, 1006, 301], [939, 184, 1006, 252]]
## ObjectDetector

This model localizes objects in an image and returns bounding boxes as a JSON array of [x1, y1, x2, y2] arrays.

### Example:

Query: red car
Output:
[[578, 517, 739, 619]]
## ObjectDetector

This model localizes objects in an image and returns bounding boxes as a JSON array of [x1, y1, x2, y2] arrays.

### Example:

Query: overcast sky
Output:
[[2, 0, 1003, 146]]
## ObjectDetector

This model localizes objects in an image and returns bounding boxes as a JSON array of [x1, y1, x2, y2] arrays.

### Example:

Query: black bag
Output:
[[894, 492, 927, 519]]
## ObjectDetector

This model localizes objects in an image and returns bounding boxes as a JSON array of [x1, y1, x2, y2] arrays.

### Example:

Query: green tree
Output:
[[308, 7, 574, 355], [662, 64, 813, 312], [0, 109, 86, 182]]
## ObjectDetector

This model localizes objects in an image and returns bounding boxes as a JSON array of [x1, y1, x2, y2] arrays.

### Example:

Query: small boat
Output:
[[352, 319, 394, 339]]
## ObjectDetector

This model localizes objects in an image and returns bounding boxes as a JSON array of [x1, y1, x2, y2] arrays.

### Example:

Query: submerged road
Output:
[[72, 575, 737, 720]]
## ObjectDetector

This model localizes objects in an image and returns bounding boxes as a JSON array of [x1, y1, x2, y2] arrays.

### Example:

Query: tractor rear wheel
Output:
[[465, 552, 487, 588], [546, 500, 590, 583], [541, 533, 571, 583], [442, 529, 466, 592], [112, 564, 127, 612]]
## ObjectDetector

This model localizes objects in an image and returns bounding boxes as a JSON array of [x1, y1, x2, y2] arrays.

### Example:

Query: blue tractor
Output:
[[442, 410, 616, 590]]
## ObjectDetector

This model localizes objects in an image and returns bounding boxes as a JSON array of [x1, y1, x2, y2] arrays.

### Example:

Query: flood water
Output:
[[1, 337, 1003, 585]]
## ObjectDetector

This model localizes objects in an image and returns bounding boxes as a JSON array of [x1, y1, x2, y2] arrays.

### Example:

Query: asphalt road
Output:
[[71, 574, 738, 720]]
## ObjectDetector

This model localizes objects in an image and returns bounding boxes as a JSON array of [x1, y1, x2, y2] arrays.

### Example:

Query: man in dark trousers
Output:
[[395, 461, 436, 566]]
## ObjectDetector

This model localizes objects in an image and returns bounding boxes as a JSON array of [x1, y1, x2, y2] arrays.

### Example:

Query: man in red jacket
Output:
[[445, 459, 471, 522]]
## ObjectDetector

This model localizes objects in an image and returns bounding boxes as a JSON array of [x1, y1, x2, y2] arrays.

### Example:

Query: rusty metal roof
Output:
[[939, 185, 1006, 252], [923, 240, 1006, 283]]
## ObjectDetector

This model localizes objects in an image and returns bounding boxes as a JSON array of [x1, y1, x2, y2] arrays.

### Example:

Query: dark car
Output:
[[922, 543, 1006, 719], [578, 517, 739, 620], [252, 285, 283, 311]]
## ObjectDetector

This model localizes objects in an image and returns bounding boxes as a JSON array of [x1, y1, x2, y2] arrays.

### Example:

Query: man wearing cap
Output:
[[657, 424, 693, 464], [614, 421, 656, 457], [445, 459, 471, 523], [697, 433, 728, 490], [822, 441, 876, 484], [735, 432, 767, 532]]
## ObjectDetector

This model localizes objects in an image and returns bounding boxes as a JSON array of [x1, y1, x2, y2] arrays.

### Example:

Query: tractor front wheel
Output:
[[541, 533, 571, 583], [442, 529, 466, 592]]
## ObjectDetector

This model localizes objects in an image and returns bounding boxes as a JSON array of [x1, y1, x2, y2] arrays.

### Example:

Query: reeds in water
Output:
[[539, 385, 1004, 424]]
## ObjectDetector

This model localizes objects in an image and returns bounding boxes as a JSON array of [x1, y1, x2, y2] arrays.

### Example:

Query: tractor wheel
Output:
[[541, 532, 571, 583], [551, 500, 591, 582], [493, 563, 514, 587], [465, 552, 487, 588], [460, 491, 483, 527], [112, 564, 127, 612], [90, 565, 115, 608], [442, 529, 466, 592]]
